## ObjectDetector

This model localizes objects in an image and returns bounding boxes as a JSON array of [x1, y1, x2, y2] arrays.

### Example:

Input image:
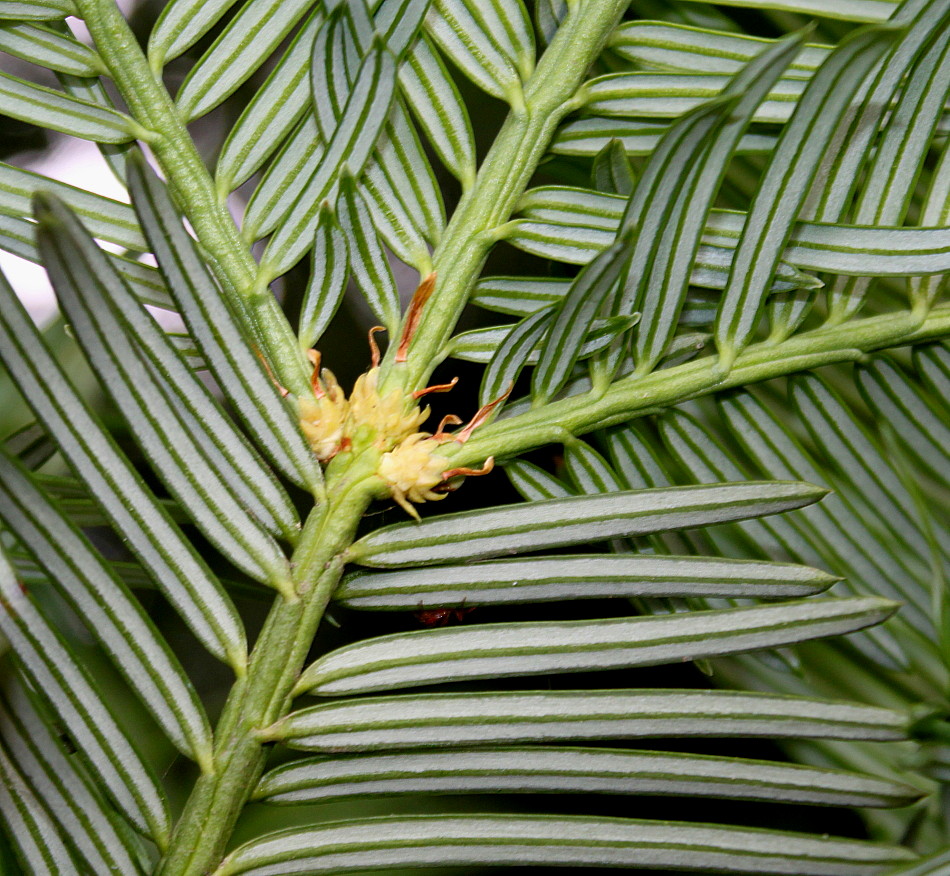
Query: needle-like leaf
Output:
[[254, 745, 918, 809], [0, 680, 144, 874], [0, 161, 144, 250], [270, 688, 910, 750], [714, 24, 900, 366], [337, 554, 837, 609], [658, 407, 914, 670], [349, 482, 828, 567], [148, 0, 240, 68], [336, 171, 401, 333], [0, 450, 213, 764], [298, 203, 349, 350], [609, 21, 829, 76], [634, 33, 805, 373], [857, 358, 950, 488], [128, 155, 324, 495], [34, 196, 296, 590], [531, 234, 634, 403], [215, 814, 914, 876], [0, 70, 138, 142], [674, 0, 894, 21], [427, 0, 529, 104], [0, 544, 171, 842], [174, 0, 313, 120], [214, 8, 324, 193], [402, 36, 476, 185], [296, 597, 896, 695], [0, 741, 78, 876], [0, 0, 73, 20], [0, 270, 246, 669], [719, 392, 931, 624], [259, 40, 397, 280], [0, 22, 105, 75], [552, 116, 776, 158]]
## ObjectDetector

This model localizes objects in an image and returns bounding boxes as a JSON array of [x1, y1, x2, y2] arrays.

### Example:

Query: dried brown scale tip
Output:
[[447, 385, 512, 445], [413, 376, 458, 399], [368, 326, 385, 369], [306, 349, 323, 395], [258, 348, 290, 397], [396, 272, 437, 362], [442, 458, 495, 482], [432, 414, 463, 439]]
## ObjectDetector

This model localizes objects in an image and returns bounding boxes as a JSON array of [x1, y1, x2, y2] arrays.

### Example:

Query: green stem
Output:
[[73, 0, 311, 395], [380, 0, 630, 392], [447, 305, 950, 467], [157, 472, 376, 876]]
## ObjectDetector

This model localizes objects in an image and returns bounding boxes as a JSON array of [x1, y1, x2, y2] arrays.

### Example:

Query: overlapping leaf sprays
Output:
[[0, 0, 947, 875]]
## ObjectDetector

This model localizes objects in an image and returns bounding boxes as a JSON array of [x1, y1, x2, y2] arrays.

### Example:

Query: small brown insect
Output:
[[414, 602, 476, 627]]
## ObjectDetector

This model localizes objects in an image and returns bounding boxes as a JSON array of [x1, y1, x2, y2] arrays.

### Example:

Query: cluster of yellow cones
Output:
[[295, 276, 501, 518]]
